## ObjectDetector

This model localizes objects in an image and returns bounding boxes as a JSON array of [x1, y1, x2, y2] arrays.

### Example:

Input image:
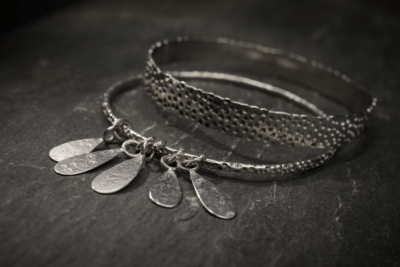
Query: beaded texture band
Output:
[[143, 37, 376, 150], [103, 73, 339, 180]]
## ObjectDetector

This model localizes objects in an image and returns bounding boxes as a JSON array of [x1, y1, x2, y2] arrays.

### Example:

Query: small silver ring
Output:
[[143, 150, 155, 162], [167, 148, 184, 164], [113, 130, 126, 142], [183, 154, 205, 167], [121, 139, 141, 158], [153, 140, 167, 154], [177, 161, 199, 173], [113, 118, 132, 142], [160, 155, 177, 170], [141, 138, 155, 162], [103, 125, 117, 143]]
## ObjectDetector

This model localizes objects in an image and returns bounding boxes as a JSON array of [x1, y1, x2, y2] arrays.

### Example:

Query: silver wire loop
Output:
[[103, 125, 118, 143], [160, 155, 177, 171], [102, 118, 133, 143], [177, 154, 204, 173], [140, 137, 155, 162], [153, 140, 167, 154], [182, 155, 206, 167], [113, 118, 132, 142], [177, 161, 200, 173], [167, 148, 184, 164], [121, 139, 141, 158]]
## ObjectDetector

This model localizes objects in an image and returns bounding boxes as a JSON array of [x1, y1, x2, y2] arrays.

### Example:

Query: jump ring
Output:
[[143, 150, 155, 162], [113, 118, 132, 142], [121, 139, 141, 158], [153, 140, 167, 154], [103, 125, 118, 143], [177, 161, 199, 173], [160, 155, 177, 170], [183, 154, 206, 167], [167, 148, 184, 164], [141, 137, 155, 162]]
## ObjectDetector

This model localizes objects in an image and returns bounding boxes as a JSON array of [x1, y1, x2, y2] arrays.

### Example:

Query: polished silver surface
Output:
[[102, 74, 338, 178], [189, 170, 236, 219], [49, 138, 103, 162], [54, 149, 121, 175], [149, 169, 182, 208], [91, 154, 144, 194]]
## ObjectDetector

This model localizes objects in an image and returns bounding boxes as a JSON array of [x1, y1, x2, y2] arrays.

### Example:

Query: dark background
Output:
[[0, 0, 399, 266]]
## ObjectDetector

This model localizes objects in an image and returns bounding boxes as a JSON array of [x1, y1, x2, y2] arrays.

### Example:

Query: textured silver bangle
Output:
[[49, 71, 334, 219], [144, 37, 376, 151], [102, 72, 337, 179], [50, 72, 335, 180]]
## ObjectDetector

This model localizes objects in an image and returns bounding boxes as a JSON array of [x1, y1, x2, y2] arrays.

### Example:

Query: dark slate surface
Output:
[[0, 0, 399, 266]]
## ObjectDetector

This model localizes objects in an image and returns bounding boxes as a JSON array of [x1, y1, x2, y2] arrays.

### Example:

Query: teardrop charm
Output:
[[91, 154, 144, 194], [49, 138, 103, 162], [54, 148, 121, 175], [149, 169, 182, 208], [189, 171, 236, 220]]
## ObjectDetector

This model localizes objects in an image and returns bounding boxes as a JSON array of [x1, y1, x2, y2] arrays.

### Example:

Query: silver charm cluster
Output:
[[49, 124, 236, 219]]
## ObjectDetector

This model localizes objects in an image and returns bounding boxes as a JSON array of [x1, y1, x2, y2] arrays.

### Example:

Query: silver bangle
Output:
[[50, 71, 338, 219], [144, 37, 376, 151], [102, 72, 337, 179]]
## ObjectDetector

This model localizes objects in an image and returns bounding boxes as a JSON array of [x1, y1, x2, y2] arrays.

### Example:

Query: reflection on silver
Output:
[[49, 138, 103, 162], [190, 171, 236, 219], [91, 154, 144, 194], [54, 149, 121, 175], [149, 169, 182, 208]]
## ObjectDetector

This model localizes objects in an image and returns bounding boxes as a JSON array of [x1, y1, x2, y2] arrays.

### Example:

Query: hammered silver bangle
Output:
[[51, 70, 336, 219], [103, 72, 338, 180], [143, 37, 376, 151]]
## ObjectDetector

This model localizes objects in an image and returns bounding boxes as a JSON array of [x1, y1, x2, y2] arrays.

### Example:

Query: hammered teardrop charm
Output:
[[149, 169, 182, 208], [49, 138, 103, 162], [54, 148, 121, 175], [190, 171, 236, 219], [91, 154, 144, 194]]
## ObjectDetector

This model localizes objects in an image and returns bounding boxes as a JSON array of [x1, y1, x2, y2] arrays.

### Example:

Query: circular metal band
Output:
[[144, 37, 376, 149], [102, 72, 338, 180]]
